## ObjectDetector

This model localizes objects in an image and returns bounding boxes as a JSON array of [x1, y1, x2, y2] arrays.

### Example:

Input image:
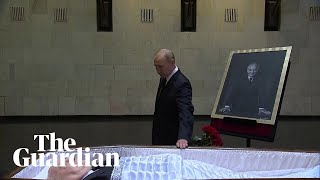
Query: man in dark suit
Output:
[[218, 62, 272, 119], [152, 49, 194, 149]]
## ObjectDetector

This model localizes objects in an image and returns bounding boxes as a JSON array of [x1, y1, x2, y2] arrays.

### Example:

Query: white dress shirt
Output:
[[166, 66, 179, 84]]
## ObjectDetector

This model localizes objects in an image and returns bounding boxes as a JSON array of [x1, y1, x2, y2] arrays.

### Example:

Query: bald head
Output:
[[154, 49, 176, 78], [247, 62, 259, 78], [154, 49, 175, 62]]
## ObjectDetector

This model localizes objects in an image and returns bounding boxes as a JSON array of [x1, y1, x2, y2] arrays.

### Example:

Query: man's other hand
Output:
[[219, 106, 231, 113], [259, 108, 271, 116], [47, 159, 91, 180], [176, 139, 188, 149]]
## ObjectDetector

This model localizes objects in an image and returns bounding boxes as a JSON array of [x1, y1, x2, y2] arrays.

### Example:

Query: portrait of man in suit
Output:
[[218, 62, 272, 119], [212, 49, 290, 125], [152, 49, 194, 149]]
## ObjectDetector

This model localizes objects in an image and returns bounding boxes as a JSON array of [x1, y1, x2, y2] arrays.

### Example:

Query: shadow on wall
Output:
[[0, 0, 10, 25], [0, 0, 9, 12]]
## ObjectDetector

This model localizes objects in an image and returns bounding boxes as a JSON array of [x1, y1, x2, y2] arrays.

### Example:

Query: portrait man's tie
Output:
[[249, 77, 253, 82]]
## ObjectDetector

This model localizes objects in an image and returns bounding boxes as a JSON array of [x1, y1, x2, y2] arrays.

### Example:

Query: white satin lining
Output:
[[182, 159, 320, 179], [12, 147, 320, 179]]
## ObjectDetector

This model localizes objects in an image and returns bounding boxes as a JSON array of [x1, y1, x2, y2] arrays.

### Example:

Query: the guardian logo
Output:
[[13, 132, 119, 167]]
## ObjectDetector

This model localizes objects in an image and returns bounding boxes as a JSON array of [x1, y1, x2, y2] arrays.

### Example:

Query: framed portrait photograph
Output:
[[211, 46, 292, 125]]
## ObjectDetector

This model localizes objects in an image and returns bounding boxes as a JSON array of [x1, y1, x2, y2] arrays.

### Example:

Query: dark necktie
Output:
[[83, 167, 113, 180], [157, 78, 167, 99], [83, 160, 115, 180]]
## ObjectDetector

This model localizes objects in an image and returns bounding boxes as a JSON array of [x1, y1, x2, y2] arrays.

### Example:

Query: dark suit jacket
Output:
[[152, 70, 194, 145], [83, 167, 113, 180], [220, 73, 271, 119]]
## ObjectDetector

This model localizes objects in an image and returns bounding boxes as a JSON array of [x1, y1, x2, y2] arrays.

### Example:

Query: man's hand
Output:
[[219, 106, 231, 113], [47, 159, 91, 180], [259, 108, 271, 116], [176, 139, 188, 149]]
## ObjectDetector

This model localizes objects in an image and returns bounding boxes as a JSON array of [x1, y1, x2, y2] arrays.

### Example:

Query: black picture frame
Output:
[[97, 0, 113, 32], [211, 47, 292, 125], [264, 0, 281, 31], [181, 0, 197, 32]]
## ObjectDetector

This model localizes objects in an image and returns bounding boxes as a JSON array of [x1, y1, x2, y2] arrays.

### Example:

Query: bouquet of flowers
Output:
[[191, 125, 223, 147]]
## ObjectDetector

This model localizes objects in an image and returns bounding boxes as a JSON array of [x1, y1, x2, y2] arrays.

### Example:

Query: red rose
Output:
[[201, 125, 223, 147]]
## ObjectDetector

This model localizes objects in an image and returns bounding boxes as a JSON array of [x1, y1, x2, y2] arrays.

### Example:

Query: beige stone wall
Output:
[[0, 0, 319, 115]]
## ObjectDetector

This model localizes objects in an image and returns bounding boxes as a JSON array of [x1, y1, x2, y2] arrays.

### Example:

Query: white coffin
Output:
[[12, 146, 320, 179]]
